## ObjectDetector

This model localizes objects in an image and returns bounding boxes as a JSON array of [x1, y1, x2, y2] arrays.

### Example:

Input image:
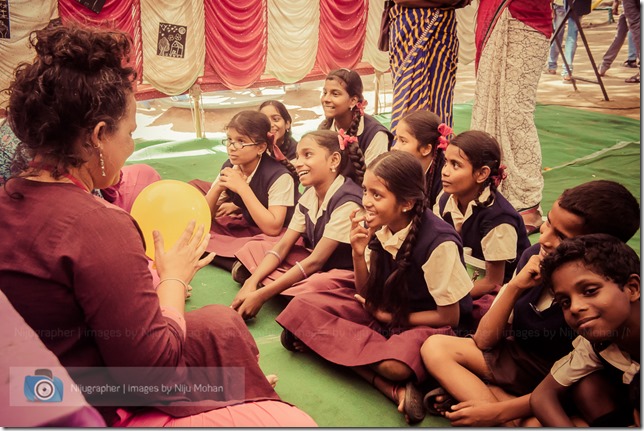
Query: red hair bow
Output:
[[338, 128, 358, 150], [355, 100, 368, 116], [436, 123, 453, 150], [267, 131, 286, 161], [492, 164, 508, 187]]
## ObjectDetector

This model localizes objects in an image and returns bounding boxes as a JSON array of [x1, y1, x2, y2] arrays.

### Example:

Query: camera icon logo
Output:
[[24, 369, 64, 402]]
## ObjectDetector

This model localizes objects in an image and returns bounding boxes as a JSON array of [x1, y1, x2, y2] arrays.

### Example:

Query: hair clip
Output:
[[436, 123, 453, 151]]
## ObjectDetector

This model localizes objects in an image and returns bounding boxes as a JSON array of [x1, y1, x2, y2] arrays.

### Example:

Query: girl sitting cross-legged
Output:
[[230, 129, 366, 320], [275, 151, 473, 424]]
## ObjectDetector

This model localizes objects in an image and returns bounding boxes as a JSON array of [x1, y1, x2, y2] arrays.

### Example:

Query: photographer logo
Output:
[[24, 368, 64, 402]]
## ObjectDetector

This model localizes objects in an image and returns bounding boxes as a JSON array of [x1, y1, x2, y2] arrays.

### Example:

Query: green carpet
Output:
[[129, 104, 640, 427]]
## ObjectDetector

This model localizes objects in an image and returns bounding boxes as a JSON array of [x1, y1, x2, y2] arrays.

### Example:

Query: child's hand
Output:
[[349, 208, 375, 257], [444, 400, 505, 427], [153, 221, 215, 285], [354, 294, 393, 324], [219, 167, 248, 194], [234, 290, 266, 320], [231, 279, 259, 309], [510, 254, 543, 291], [216, 202, 242, 218]]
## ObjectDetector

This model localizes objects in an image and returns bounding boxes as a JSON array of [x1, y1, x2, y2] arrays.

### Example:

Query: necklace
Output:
[[27, 162, 91, 193]]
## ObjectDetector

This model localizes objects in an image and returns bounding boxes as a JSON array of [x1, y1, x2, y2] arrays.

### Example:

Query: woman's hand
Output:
[[355, 294, 393, 324], [153, 220, 215, 285], [231, 279, 259, 309], [349, 208, 375, 257], [216, 202, 242, 218], [444, 400, 505, 427], [219, 167, 249, 194]]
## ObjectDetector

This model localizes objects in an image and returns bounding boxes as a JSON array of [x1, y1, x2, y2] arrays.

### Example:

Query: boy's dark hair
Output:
[[541, 233, 640, 293], [362, 151, 427, 327], [558, 180, 639, 242]]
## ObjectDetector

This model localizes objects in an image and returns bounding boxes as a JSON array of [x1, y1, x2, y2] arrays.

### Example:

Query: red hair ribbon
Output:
[[267, 131, 286, 161], [492, 163, 508, 187], [436, 123, 453, 151], [355, 99, 368, 116], [338, 128, 358, 151]]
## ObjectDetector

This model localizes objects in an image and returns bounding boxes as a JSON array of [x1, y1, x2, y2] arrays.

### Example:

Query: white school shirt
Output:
[[551, 336, 640, 386], [288, 175, 360, 244], [434, 186, 519, 262]]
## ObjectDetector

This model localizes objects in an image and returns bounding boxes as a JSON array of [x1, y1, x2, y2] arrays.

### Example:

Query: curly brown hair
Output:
[[5, 24, 135, 177]]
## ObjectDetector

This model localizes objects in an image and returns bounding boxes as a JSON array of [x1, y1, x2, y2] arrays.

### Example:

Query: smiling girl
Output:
[[391, 110, 450, 209], [229, 130, 366, 319], [259, 100, 297, 161], [190, 110, 299, 271], [435, 130, 530, 300], [275, 151, 472, 424], [318, 68, 392, 166]]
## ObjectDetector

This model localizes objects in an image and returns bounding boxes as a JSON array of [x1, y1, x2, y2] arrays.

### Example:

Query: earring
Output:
[[403, 208, 408, 213], [331, 167, 336, 173], [99, 150, 106, 177]]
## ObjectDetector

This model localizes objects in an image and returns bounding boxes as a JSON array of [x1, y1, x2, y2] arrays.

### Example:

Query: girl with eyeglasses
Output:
[[190, 110, 299, 271]]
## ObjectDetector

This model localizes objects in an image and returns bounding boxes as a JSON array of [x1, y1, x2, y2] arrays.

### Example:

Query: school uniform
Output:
[[235, 175, 362, 290], [190, 154, 297, 257], [480, 244, 577, 396], [550, 335, 640, 423], [436, 187, 531, 325], [275, 210, 473, 382], [326, 115, 393, 166]]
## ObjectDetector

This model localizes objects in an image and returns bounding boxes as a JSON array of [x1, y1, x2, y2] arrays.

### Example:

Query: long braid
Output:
[[266, 130, 299, 184], [425, 148, 444, 208], [382, 199, 426, 327], [346, 106, 361, 139], [345, 140, 366, 185]]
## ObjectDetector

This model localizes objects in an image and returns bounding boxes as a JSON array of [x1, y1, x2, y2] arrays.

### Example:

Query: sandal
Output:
[[519, 206, 543, 236], [280, 329, 299, 352], [423, 386, 457, 416], [393, 382, 426, 424], [625, 74, 640, 84]]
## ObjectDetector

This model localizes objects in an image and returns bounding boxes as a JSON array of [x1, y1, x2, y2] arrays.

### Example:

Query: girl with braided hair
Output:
[[230, 130, 366, 320], [189, 110, 299, 271], [391, 109, 448, 209], [275, 151, 472, 424], [318, 68, 392, 166], [435, 130, 530, 319]]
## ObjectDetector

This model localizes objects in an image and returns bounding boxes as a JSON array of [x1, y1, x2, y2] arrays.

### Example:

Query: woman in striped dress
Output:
[[388, 2, 461, 133]]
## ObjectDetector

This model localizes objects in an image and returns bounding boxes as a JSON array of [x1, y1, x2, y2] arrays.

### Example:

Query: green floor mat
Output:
[[130, 103, 639, 427]]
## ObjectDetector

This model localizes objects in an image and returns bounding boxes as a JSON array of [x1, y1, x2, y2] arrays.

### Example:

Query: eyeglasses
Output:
[[222, 138, 260, 150]]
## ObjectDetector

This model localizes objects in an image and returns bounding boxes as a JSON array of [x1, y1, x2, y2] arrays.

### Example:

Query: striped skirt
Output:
[[389, 5, 459, 133]]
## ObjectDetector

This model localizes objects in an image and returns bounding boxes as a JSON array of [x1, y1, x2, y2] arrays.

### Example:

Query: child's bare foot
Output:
[[266, 374, 278, 388]]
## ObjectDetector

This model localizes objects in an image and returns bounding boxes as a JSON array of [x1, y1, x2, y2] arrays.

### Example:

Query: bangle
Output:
[[295, 261, 307, 279], [157, 278, 188, 297], [265, 250, 282, 262]]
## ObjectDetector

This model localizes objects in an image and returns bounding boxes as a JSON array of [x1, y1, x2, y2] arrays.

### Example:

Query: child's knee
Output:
[[421, 334, 459, 365]]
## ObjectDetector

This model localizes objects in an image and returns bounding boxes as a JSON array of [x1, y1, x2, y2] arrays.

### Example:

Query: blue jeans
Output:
[[548, 3, 579, 77]]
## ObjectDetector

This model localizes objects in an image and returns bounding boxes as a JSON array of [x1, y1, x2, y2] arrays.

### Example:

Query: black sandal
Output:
[[280, 329, 299, 352], [423, 386, 457, 416], [625, 74, 640, 84]]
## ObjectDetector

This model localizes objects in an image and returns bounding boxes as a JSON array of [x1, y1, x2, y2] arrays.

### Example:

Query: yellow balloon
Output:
[[130, 180, 212, 261]]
